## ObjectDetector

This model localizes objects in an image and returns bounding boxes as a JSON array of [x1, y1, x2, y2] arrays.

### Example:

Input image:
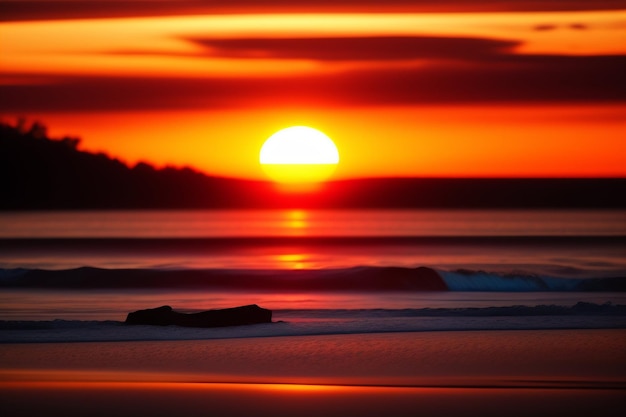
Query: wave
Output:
[[1, 302, 625, 343], [438, 270, 626, 291], [1, 266, 624, 292], [278, 302, 626, 318]]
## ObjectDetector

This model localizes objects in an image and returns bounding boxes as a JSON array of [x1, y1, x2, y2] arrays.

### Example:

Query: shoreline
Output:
[[2, 329, 625, 416], [2, 381, 623, 417], [2, 329, 625, 386]]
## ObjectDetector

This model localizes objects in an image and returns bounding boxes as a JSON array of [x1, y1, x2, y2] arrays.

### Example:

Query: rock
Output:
[[125, 304, 272, 327]]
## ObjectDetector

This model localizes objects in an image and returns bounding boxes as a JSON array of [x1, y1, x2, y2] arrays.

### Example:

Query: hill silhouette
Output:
[[1, 120, 624, 209]]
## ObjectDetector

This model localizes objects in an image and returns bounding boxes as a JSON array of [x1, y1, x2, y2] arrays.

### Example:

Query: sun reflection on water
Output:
[[283, 210, 309, 234], [274, 253, 308, 269]]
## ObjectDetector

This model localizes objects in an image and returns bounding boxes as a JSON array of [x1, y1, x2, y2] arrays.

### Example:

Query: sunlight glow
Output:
[[274, 253, 309, 269], [3, 10, 625, 179], [260, 126, 339, 164], [260, 126, 339, 185]]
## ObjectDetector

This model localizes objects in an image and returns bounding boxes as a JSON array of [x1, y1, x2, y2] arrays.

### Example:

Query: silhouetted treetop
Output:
[[0, 119, 267, 209]]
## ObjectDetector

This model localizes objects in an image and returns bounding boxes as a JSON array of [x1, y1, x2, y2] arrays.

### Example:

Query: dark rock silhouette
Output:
[[125, 304, 272, 327]]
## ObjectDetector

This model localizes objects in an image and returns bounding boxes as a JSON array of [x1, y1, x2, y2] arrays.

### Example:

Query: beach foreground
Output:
[[1, 329, 625, 416], [2, 381, 624, 417]]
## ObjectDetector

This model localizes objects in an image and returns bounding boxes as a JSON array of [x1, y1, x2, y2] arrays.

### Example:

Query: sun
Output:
[[260, 126, 339, 186]]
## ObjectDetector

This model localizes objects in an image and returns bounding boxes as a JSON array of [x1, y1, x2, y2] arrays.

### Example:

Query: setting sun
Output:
[[260, 126, 339, 186], [1, 3, 626, 416]]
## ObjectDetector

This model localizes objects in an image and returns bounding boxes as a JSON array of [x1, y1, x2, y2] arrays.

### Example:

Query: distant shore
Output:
[[3, 122, 625, 210]]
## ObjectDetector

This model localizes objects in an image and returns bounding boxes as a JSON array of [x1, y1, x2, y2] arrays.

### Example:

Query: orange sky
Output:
[[1, 1, 625, 179]]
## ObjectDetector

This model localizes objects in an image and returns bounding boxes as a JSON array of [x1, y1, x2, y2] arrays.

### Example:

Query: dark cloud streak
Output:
[[1, 1, 625, 22], [2, 54, 624, 112], [187, 36, 520, 61]]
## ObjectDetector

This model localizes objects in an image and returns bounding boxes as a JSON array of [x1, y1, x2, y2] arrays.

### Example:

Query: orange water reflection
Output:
[[274, 210, 310, 267], [2, 209, 625, 272], [3, 209, 625, 238], [283, 210, 308, 234], [274, 253, 309, 269], [2, 380, 624, 417]]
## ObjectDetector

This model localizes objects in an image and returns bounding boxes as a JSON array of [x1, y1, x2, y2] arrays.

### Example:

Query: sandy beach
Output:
[[2, 329, 625, 416]]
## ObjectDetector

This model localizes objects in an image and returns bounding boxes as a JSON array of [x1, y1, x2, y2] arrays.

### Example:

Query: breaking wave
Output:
[[1, 266, 624, 292]]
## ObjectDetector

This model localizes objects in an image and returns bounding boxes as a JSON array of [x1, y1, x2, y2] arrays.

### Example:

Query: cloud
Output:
[[0, 75, 246, 112], [337, 55, 626, 104], [187, 36, 519, 61], [534, 23, 589, 31], [534, 24, 558, 31], [2, 53, 624, 112], [1, 1, 625, 21]]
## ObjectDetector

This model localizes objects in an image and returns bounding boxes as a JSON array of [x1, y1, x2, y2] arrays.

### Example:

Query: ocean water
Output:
[[0, 209, 625, 342]]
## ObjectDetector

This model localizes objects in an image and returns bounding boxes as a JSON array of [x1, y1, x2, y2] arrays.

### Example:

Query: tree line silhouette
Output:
[[0, 119, 273, 209], [1, 120, 624, 209]]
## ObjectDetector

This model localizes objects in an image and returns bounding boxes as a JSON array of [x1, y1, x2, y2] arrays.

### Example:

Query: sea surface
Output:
[[1, 209, 625, 343]]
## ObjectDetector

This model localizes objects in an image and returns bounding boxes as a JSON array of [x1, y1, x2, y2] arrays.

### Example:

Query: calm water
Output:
[[0, 209, 625, 272], [2, 209, 625, 238], [0, 209, 625, 326]]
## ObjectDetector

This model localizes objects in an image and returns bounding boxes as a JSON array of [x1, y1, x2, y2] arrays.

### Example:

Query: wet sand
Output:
[[1, 330, 625, 416]]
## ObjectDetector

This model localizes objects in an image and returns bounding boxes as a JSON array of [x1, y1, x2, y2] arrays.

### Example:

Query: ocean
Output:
[[1, 209, 625, 343]]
